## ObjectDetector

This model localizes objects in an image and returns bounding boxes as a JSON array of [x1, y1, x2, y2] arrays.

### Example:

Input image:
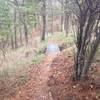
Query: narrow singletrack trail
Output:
[[13, 54, 56, 100], [32, 55, 54, 100]]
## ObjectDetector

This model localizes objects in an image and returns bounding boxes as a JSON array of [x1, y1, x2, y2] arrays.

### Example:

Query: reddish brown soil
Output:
[[0, 51, 100, 100], [10, 55, 55, 100], [48, 52, 100, 100]]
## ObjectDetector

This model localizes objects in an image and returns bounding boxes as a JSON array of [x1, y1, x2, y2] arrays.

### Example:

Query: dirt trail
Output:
[[33, 55, 54, 100], [2, 48, 99, 100], [13, 55, 56, 100]]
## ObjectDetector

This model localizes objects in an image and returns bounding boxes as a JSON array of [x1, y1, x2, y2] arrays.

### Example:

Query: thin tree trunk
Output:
[[37, 15, 40, 28], [20, 0, 28, 44], [41, 15, 46, 41], [51, 0, 53, 34], [14, 8, 18, 49], [41, 0, 46, 41], [24, 22, 28, 44], [64, 14, 69, 36], [11, 34, 14, 49], [61, 0, 64, 32], [22, 13, 28, 44], [64, 0, 69, 36], [1, 38, 6, 60], [19, 26, 23, 45], [14, 0, 23, 46], [51, 12, 54, 34], [61, 15, 64, 32]]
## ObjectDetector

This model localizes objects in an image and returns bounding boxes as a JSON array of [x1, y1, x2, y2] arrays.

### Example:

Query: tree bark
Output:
[[64, 13, 69, 36], [11, 34, 14, 49], [75, 0, 100, 80], [64, 0, 69, 36], [51, 4, 53, 34], [14, 8, 18, 49], [24, 21, 28, 44], [41, 0, 46, 41], [19, 26, 23, 45]]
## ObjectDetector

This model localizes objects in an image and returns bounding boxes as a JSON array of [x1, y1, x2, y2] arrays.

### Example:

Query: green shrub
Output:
[[32, 53, 45, 65]]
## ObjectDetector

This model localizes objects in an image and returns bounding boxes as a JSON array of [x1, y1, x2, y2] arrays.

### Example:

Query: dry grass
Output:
[[0, 36, 40, 77], [0, 32, 75, 78]]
